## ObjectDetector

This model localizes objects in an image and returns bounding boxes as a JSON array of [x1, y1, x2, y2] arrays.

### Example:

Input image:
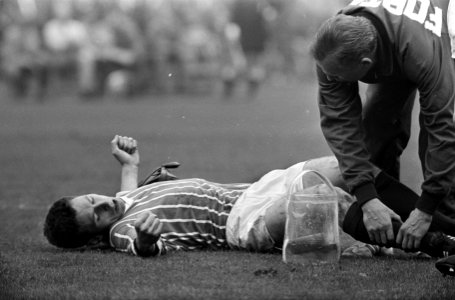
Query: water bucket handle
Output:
[[288, 169, 337, 198]]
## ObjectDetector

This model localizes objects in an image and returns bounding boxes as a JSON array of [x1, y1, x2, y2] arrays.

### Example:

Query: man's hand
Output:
[[396, 208, 432, 251], [134, 212, 162, 256], [362, 198, 402, 246], [111, 135, 139, 166]]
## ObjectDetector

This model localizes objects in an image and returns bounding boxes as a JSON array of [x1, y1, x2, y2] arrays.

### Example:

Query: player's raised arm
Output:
[[111, 135, 139, 192]]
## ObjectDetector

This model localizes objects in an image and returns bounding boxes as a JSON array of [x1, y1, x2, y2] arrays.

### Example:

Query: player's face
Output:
[[317, 54, 372, 82], [71, 194, 126, 234]]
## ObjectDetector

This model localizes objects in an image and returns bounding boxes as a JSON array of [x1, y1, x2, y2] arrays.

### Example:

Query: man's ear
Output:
[[360, 57, 374, 67]]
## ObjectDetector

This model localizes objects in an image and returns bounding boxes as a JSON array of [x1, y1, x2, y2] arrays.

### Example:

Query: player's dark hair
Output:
[[310, 14, 377, 65], [43, 196, 92, 248]]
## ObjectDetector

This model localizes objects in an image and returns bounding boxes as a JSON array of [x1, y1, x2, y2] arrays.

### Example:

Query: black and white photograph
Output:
[[1, 0, 455, 299]]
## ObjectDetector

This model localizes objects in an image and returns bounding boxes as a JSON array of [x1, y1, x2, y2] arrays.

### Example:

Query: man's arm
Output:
[[317, 67, 401, 245], [317, 66, 378, 203], [111, 135, 140, 192], [401, 29, 455, 216], [395, 13, 455, 250]]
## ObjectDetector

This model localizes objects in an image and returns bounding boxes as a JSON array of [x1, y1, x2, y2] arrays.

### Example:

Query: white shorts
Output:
[[226, 157, 356, 252]]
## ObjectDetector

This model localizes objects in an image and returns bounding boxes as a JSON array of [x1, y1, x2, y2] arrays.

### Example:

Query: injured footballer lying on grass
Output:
[[43, 135, 455, 273]]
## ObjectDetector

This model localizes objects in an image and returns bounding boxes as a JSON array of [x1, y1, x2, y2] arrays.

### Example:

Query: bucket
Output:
[[282, 170, 340, 265]]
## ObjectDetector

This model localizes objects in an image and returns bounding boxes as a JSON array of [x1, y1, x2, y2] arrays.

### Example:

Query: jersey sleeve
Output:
[[317, 66, 379, 205]]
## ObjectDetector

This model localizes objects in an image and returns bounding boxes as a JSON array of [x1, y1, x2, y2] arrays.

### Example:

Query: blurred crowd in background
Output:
[[0, 0, 348, 101]]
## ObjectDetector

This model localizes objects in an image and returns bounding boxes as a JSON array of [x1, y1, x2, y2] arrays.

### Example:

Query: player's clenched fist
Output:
[[111, 135, 139, 166], [134, 212, 162, 255]]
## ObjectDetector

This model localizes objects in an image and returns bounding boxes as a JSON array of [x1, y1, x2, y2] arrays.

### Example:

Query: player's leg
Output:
[[363, 81, 417, 180], [300, 156, 348, 191], [342, 171, 416, 243], [226, 162, 308, 252], [264, 157, 357, 248], [263, 194, 287, 247], [264, 180, 383, 257], [343, 171, 455, 257]]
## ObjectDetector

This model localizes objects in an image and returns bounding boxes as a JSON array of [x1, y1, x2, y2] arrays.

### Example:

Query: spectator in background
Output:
[[177, 5, 220, 94], [265, 0, 313, 80], [42, 1, 86, 79], [217, 3, 246, 98], [228, 0, 271, 97], [77, 3, 145, 98], [143, 1, 185, 94], [1, 15, 48, 101]]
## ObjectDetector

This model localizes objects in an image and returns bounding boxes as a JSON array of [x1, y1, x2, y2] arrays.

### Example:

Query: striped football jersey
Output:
[[109, 179, 250, 256]]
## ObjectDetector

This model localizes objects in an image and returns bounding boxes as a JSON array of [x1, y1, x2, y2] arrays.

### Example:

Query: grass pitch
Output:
[[0, 79, 453, 299]]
